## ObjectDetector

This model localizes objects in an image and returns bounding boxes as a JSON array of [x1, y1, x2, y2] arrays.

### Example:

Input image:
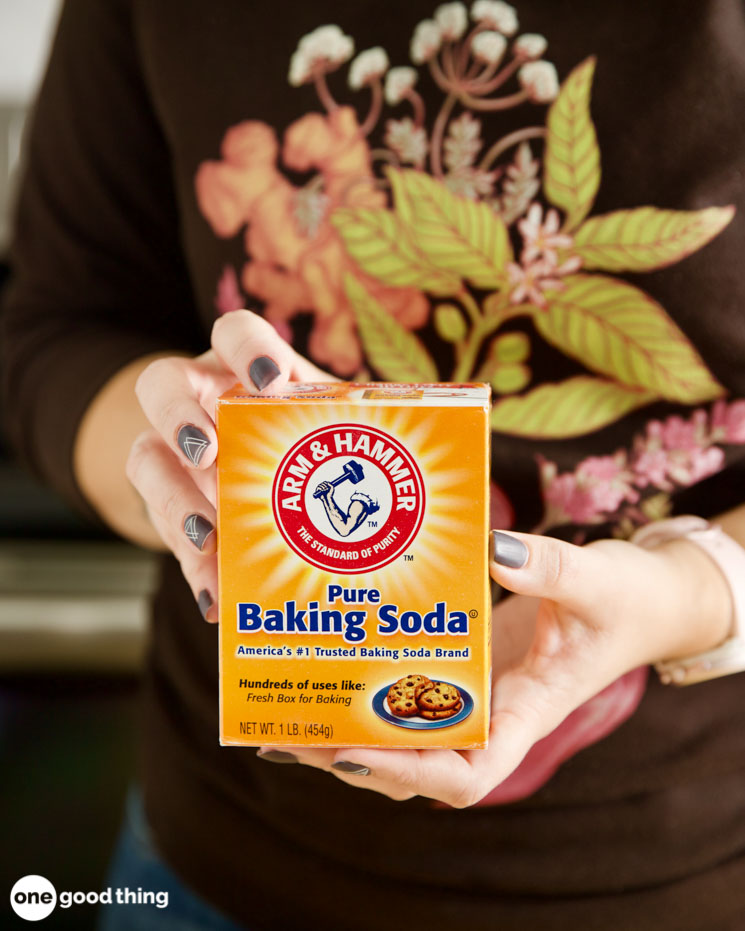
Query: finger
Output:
[[489, 530, 608, 615], [480, 648, 605, 790], [298, 745, 483, 806], [211, 310, 307, 394], [333, 748, 485, 806], [255, 745, 416, 802], [135, 356, 220, 470], [126, 430, 217, 555], [276, 746, 420, 801], [147, 506, 218, 622]]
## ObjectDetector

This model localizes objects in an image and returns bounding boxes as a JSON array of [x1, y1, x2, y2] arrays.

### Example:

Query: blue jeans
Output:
[[97, 788, 246, 931]]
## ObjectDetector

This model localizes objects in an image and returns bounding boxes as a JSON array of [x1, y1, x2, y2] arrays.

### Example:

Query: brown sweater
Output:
[[4, 0, 745, 927]]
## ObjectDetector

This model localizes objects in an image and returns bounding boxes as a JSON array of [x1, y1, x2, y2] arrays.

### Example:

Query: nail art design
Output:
[[331, 761, 371, 776], [491, 531, 529, 569], [184, 514, 214, 551], [256, 750, 298, 764], [249, 356, 280, 391], [177, 425, 210, 467], [197, 589, 213, 620]]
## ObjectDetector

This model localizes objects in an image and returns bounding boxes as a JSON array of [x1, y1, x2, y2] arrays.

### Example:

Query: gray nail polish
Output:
[[257, 750, 298, 764], [184, 514, 215, 551], [249, 356, 280, 391], [177, 424, 210, 467], [197, 589, 213, 620], [491, 531, 529, 569], [331, 761, 371, 776]]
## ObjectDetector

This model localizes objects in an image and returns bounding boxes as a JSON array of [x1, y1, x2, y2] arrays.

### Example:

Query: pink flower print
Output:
[[631, 409, 724, 491], [632, 447, 671, 490], [711, 399, 745, 443], [518, 203, 574, 264], [666, 445, 725, 487], [507, 258, 564, 307], [659, 411, 707, 451], [538, 453, 639, 525], [215, 265, 245, 315]]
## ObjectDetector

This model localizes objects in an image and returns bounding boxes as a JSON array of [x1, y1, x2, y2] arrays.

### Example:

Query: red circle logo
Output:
[[272, 424, 425, 573]]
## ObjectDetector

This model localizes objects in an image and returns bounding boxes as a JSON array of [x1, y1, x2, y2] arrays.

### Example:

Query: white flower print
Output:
[[348, 47, 390, 89], [289, 24, 355, 86], [385, 66, 419, 105], [471, 0, 519, 36], [411, 18, 443, 64], [514, 33, 548, 60], [434, 2, 469, 41], [519, 60, 559, 102], [471, 30, 508, 65]]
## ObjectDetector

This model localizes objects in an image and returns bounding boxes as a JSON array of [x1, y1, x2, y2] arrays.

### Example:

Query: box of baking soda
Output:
[[217, 383, 491, 749]]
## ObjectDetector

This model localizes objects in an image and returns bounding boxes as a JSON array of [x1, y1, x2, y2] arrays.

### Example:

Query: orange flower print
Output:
[[195, 106, 427, 375]]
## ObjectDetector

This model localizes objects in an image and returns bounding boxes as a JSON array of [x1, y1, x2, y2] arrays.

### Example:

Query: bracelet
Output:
[[630, 516, 745, 686]]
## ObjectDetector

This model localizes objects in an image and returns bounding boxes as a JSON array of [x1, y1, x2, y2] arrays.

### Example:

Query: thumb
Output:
[[489, 530, 607, 615]]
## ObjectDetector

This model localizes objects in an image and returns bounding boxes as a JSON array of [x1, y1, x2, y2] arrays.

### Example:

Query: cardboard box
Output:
[[217, 383, 491, 749]]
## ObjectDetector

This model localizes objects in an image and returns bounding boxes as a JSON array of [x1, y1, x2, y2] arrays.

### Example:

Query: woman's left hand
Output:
[[258, 530, 732, 806]]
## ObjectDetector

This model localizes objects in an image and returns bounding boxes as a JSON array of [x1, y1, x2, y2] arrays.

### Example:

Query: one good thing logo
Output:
[[273, 424, 425, 572], [9, 875, 169, 921]]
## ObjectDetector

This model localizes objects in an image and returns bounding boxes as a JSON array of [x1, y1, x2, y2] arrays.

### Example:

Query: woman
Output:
[[4, 0, 745, 927]]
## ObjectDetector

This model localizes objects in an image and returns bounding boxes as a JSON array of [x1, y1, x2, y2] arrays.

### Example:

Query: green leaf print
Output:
[[344, 274, 438, 381], [331, 207, 459, 296], [386, 168, 513, 290], [573, 206, 735, 272], [544, 57, 601, 231], [490, 376, 656, 438], [534, 275, 725, 402]]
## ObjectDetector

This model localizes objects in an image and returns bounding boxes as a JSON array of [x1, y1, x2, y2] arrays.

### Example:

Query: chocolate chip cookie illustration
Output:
[[416, 682, 461, 713], [420, 700, 463, 720], [374, 675, 472, 729], [387, 674, 433, 717]]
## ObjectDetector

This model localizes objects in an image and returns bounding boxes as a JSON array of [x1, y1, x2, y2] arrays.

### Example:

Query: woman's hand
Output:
[[259, 529, 732, 806], [125, 310, 333, 620]]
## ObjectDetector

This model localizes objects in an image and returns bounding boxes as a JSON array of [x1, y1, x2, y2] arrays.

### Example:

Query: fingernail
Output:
[[491, 530, 529, 569], [331, 761, 371, 776], [197, 589, 214, 620], [249, 356, 280, 391], [184, 514, 215, 551], [177, 424, 210, 467], [257, 750, 298, 764]]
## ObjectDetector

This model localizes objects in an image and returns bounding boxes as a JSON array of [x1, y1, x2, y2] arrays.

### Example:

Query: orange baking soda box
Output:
[[217, 383, 491, 749]]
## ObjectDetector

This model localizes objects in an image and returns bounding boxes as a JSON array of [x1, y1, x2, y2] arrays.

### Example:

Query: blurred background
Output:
[[1, 3, 157, 925]]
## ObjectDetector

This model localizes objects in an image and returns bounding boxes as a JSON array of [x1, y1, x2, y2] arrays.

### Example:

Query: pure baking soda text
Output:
[[217, 383, 491, 749]]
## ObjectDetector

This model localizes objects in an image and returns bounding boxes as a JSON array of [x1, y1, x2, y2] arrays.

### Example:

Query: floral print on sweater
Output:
[[195, 0, 741, 536]]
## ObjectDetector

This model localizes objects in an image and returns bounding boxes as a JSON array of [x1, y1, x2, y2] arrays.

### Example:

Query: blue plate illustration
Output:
[[372, 681, 473, 729]]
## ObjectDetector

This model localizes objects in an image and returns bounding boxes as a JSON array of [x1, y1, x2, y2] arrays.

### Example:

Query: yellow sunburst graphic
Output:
[[217, 400, 488, 611]]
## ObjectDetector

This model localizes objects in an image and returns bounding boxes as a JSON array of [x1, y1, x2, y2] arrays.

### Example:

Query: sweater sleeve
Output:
[[0, 0, 204, 518]]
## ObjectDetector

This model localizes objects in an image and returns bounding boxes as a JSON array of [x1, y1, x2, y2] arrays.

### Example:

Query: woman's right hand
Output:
[[125, 310, 334, 621]]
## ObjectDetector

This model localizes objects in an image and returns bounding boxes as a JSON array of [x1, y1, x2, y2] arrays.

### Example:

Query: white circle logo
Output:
[[272, 423, 425, 573], [10, 875, 57, 921]]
